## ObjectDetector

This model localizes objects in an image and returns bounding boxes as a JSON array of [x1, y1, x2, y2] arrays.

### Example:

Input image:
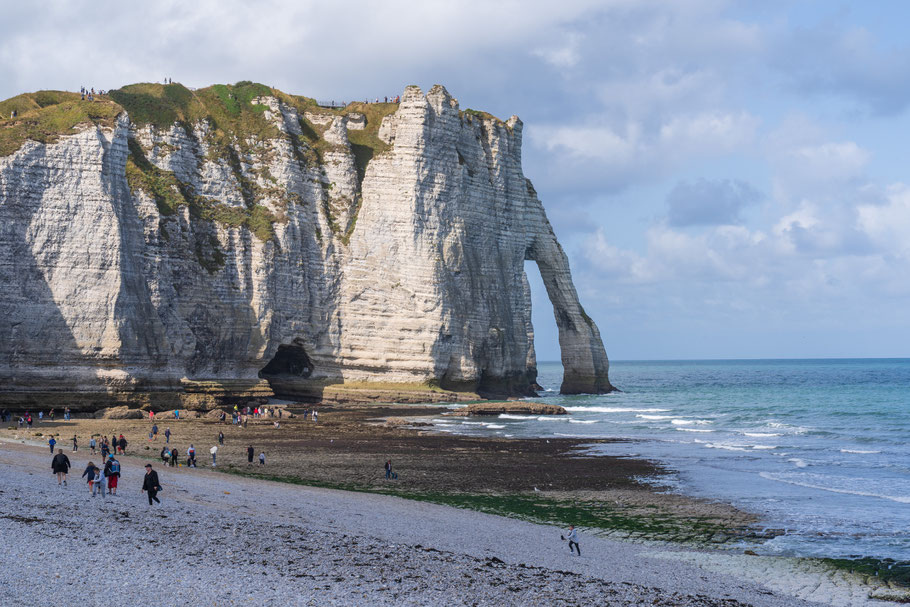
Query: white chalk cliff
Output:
[[0, 83, 612, 404]]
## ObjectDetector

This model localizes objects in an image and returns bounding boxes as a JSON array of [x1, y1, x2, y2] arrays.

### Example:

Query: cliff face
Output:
[[0, 83, 612, 404]]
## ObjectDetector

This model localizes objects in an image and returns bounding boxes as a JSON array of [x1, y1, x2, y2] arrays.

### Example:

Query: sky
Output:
[[3, 0, 910, 360]]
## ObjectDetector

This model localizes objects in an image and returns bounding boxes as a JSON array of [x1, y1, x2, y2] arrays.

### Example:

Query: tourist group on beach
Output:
[[50, 446, 160, 504]]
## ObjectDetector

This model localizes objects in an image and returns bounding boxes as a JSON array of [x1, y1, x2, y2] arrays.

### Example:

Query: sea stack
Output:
[[0, 82, 613, 408]]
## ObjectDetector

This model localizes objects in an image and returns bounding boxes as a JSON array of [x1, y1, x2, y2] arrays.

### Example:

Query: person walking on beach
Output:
[[247, 445, 254, 465], [100, 439, 109, 461], [142, 464, 161, 505], [72, 435, 78, 452], [48, 436, 56, 454], [385, 459, 392, 479], [210, 445, 217, 467], [218, 431, 224, 445], [169, 447, 178, 467], [82, 461, 97, 493], [187, 444, 196, 467], [118, 435, 127, 455], [564, 526, 580, 556], [52, 449, 71, 486], [90, 464, 106, 497], [152, 424, 158, 440], [258, 451, 265, 466], [105, 455, 120, 496], [160, 447, 169, 466], [90, 437, 96, 454], [164, 428, 171, 444]]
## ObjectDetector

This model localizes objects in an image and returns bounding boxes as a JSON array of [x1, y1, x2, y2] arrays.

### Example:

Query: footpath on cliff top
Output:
[[0, 439, 864, 607]]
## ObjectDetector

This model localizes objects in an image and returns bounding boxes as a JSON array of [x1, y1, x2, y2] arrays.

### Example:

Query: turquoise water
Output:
[[432, 359, 910, 561]]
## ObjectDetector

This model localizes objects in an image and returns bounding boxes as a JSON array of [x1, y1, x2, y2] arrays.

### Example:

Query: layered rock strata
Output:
[[0, 83, 613, 406]]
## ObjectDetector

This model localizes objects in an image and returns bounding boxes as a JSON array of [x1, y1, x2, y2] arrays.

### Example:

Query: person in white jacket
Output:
[[210, 445, 218, 467], [566, 526, 580, 556], [92, 466, 106, 498]]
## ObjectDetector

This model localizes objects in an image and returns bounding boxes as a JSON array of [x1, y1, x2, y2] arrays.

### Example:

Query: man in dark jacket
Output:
[[142, 464, 162, 505], [247, 445, 254, 465], [51, 449, 71, 486]]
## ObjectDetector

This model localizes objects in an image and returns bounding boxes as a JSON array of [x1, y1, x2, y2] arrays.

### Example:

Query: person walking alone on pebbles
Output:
[[218, 431, 224, 446], [52, 449, 71, 486], [259, 451, 265, 466], [48, 436, 56, 454], [72, 435, 78, 452], [564, 526, 581, 556], [210, 445, 217, 467], [164, 428, 171, 444], [247, 445, 254, 465], [142, 464, 162, 505]]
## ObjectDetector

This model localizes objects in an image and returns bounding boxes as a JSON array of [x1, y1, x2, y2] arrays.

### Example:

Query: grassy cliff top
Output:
[[0, 91, 121, 156], [0, 81, 401, 158]]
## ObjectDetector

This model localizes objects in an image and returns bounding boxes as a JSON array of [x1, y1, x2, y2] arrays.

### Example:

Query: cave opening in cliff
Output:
[[259, 344, 313, 379]]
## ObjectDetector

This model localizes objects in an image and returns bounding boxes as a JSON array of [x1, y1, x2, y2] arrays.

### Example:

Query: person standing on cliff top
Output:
[[142, 464, 161, 505], [52, 449, 71, 486]]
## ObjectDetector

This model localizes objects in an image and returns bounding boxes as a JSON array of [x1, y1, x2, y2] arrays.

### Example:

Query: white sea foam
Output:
[[671, 418, 713, 426], [538, 416, 568, 421], [498, 414, 532, 420], [788, 458, 808, 468], [564, 407, 670, 414], [751, 445, 777, 450], [569, 419, 598, 424], [839, 449, 881, 454], [743, 432, 782, 438], [759, 472, 910, 504], [636, 414, 673, 420], [702, 443, 750, 452], [484, 424, 505, 429], [676, 428, 714, 433]]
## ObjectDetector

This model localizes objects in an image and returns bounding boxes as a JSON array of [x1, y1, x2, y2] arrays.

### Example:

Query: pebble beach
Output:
[[2, 438, 901, 607]]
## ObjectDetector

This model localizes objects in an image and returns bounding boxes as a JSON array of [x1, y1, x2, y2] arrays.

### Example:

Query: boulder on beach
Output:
[[204, 409, 226, 419], [448, 402, 567, 416], [94, 406, 145, 420]]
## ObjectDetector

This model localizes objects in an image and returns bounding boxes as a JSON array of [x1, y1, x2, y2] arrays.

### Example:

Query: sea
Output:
[[429, 359, 910, 562]]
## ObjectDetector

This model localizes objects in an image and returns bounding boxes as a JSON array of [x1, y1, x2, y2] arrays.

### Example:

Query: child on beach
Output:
[[90, 437, 96, 454], [92, 465, 106, 497], [259, 452, 265, 466], [82, 462, 96, 493]]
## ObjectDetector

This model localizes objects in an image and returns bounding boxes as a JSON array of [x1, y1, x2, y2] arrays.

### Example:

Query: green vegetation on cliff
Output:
[[1, 82, 402, 251], [0, 91, 120, 156]]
